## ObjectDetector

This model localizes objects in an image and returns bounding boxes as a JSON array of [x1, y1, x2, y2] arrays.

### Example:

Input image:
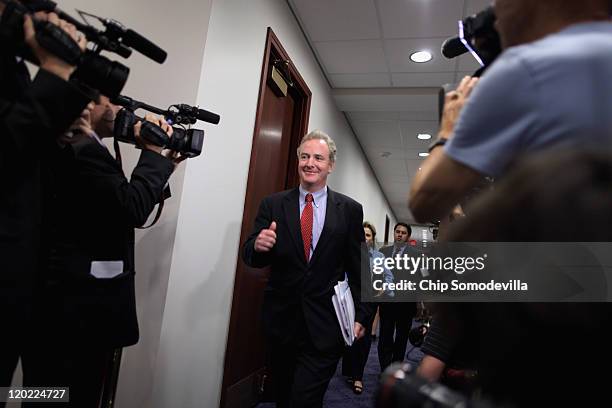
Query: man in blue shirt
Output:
[[409, 0, 612, 223]]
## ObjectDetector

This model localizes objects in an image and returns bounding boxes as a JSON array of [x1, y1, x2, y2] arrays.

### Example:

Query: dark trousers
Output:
[[341, 333, 373, 381], [377, 302, 417, 371], [267, 309, 343, 408], [1, 334, 111, 408]]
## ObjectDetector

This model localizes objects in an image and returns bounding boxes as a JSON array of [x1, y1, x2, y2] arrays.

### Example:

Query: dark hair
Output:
[[394, 222, 411, 235], [363, 221, 377, 238]]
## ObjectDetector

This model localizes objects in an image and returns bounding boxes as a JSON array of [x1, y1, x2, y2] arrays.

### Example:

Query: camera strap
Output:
[[113, 137, 123, 167], [112, 138, 164, 229], [137, 194, 165, 229]]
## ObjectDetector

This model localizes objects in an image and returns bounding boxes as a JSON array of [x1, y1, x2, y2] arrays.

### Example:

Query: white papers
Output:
[[90, 261, 124, 279], [332, 279, 356, 346]]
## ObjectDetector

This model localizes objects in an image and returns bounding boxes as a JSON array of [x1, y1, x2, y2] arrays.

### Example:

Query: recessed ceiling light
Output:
[[419, 152, 430, 158], [417, 133, 432, 140], [410, 51, 433, 63]]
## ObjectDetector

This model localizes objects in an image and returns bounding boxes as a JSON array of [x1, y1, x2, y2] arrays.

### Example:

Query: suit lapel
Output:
[[282, 188, 306, 264], [309, 188, 339, 267]]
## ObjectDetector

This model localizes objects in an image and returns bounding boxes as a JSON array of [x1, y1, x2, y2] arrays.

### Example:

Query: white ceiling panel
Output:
[[315, 40, 388, 74], [348, 111, 400, 121], [290, 0, 380, 41], [365, 147, 410, 161], [372, 158, 408, 176], [398, 111, 439, 121], [385, 181, 412, 194], [465, 0, 493, 16], [352, 120, 402, 148], [400, 121, 440, 148], [333, 92, 438, 112], [406, 159, 425, 174], [378, 0, 465, 39], [384, 38, 456, 73], [330, 73, 392, 88], [457, 53, 483, 72], [391, 72, 456, 87]]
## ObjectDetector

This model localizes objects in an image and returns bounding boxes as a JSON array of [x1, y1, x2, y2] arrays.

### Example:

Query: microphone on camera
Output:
[[441, 36, 468, 59]]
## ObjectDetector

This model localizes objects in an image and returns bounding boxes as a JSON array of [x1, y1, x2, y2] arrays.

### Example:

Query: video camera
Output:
[[112, 95, 221, 158], [0, 0, 167, 98], [441, 5, 501, 72], [377, 363, 501, 408]]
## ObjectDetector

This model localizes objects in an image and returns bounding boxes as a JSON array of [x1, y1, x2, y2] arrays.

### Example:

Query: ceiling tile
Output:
[[457, 53, 483, 72], [384, 38, 456, 73], [315, 40, 388, 74], [406, 159, 424, 175], [372, 158, 407, 176], [385, 181, 411, 194], [400, 121, 440, 148], [348, 111, 400, 121], [352, 120, 402, 148], [398, 111, 439, 121], [365, 147, 410, 161], [290, 0, 380, 41], [391, 72, 455, 87], [465, 0, 493, 16], [333, 92, 438, 112], [378, 0, 465, 39], [330, 73, 392, 88]]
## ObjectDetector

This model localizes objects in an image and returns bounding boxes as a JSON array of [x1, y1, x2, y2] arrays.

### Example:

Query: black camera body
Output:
[[0, 0, 129, 98], [377, 363, 498, 408], [0, 0, 167, 98], [442, 6, 501, 70], [114, 108, 204, 158]]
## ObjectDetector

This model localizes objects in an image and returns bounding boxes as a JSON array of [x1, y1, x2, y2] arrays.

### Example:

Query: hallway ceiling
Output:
[[287, 0, 491, 223]]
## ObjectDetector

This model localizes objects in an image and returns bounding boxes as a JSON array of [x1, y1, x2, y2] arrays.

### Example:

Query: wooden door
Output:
[[220, 28, 311, 408]]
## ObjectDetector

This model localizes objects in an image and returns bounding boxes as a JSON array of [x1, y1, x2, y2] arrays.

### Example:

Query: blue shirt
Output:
[[299, 185, 327, 260], [445, 21, 612, 178], [370, 247, 395, 297]]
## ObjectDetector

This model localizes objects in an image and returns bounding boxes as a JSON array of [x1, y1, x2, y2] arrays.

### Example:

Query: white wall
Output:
[[152, 0, 395, 407], [41, 1, 213, 407]]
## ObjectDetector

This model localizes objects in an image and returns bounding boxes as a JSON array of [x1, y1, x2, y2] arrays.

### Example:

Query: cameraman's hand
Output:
[[23, 12, 87, 81], [439, 76, 479, 140], [162, 149, 188, 167], [60, 102, 95, 144], [134, 113, 173, 155]]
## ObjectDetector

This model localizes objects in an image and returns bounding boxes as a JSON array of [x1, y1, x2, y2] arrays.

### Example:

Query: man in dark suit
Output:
[[243, 130, 371, 407], [27, 101, 176, 406], [377, 222, 418, 370], [0, 6, 90, 391]]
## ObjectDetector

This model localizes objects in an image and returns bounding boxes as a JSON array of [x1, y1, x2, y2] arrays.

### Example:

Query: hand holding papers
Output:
[[332, 279, 355, 346]]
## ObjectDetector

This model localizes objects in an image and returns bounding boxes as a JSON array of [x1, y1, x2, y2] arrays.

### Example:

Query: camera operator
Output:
[[0, 2, 91, 389], [26, 97, 180, 406], [409, 0, 612, 223]]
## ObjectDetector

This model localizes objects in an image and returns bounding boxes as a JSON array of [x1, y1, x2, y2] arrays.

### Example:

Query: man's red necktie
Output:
[[300, 193, 314, 262]]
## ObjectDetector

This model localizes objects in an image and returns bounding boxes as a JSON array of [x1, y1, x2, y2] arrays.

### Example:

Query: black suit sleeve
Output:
[[1, 69, 91, 157], [77, 144, 174, 227], [345, 201, 372, 327], [243, 197, 274, 268]]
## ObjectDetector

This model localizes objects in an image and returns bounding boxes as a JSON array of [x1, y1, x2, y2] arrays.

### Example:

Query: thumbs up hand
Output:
[[254, 221, 277, 252]]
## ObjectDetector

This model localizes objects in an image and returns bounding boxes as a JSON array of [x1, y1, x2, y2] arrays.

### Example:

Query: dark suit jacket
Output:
[[40, 137, 174, 347], [243, 187, 371, 351], [0, 53, 91, 329]]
